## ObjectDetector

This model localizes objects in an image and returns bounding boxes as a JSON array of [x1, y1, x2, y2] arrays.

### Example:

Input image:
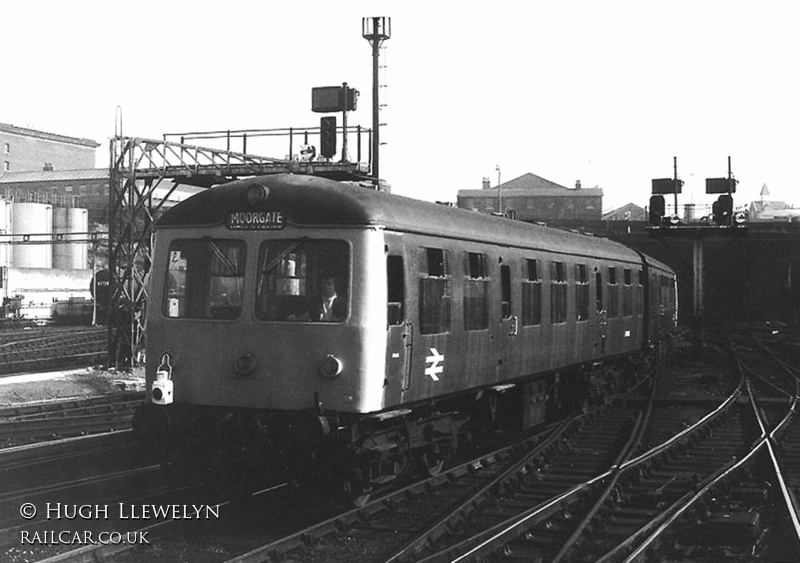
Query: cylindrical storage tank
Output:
[[0, 199, 11, 268], [12, 203, 53, 269], [53, 207, 89, 269]]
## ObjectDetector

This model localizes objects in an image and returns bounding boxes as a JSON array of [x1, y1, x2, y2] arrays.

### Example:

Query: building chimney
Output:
[[43, 163, 54, 171], [482, 177, 491, 190], [575, 179, 581, 189]]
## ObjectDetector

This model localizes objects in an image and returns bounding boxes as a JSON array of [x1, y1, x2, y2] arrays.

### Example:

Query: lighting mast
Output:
[[362, 17, 391, 185]]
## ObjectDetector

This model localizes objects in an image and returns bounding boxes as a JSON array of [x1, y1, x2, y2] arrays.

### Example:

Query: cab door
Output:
[[384, 251, 411, 407]]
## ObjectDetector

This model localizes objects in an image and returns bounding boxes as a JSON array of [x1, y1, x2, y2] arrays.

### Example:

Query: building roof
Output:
[[0, 168, 204, 201], [0, 122, 100, 148], [0, 169, 108, 183], [602, 202, 646, 221], [750, 200, 789, 213], [458, 172, 603, 198]]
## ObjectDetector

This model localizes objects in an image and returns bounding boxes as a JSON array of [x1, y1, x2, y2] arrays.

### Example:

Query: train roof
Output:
[[158, 174, 661, 265]]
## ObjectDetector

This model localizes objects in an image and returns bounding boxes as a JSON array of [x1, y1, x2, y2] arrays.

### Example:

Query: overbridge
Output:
[[108, 127, 373, 366]]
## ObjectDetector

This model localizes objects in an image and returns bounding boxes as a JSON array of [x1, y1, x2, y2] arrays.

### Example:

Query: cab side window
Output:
[[387, 255, 404, 326]]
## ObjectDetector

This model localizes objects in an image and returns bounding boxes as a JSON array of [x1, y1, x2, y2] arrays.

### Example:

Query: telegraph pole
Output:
[[362, 17, 391, 185]]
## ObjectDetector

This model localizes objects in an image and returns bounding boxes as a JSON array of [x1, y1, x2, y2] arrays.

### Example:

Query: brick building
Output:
[[457, 173, 603, 222], [0, 169, 110, 224], [0, 122, 99, 173]]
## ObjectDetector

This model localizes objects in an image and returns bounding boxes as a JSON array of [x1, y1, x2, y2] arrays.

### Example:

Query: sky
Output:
[[2, 1, 799, 213]]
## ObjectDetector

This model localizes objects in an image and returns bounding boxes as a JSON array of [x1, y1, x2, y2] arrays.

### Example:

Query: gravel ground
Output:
[[0, 366, 146, 405]]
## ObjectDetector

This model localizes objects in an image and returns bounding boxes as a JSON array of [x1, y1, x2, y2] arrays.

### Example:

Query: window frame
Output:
[[418, 247, 452, 335], [463, 251, 489, 331], [522, 258, 542, 326]]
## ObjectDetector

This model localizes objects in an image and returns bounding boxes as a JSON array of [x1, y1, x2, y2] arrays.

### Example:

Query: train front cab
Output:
[[140, 220, 391, 452]]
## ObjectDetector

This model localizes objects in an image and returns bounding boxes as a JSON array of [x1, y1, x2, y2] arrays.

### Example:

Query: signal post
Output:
[[647, 157, 747, 343]]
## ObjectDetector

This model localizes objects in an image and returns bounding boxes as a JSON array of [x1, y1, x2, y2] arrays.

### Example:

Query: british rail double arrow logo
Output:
[[425, 348, 444, 381]]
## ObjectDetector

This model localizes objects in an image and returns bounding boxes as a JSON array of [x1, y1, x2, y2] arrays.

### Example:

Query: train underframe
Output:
[[133, 349, 654, 505]]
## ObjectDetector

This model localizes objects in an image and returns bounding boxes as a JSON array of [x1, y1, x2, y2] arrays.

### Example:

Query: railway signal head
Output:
[[649, 195, 666, 226], [320, 116, 337, 159], [712, 194, 734, 226]]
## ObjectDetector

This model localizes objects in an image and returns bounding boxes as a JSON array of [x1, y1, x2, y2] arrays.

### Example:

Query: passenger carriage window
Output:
[[635, 269, 644, 315], [651, 274, 661, 307], [669, 277, 676, 306], [255, 239, 349, 322], [387, 255, 405, 326], [595, 269, 604, 312], [163, 238, 246, 320], [607, 267, 618, 318], [522, 259, 542, 326], [550, 261, 567, 324], [463, 252, 488, 330], [419, 247, 451, 334], [575, 264, 589, 321], [622, 268, 633, 317], [500, 264, 512, 319]]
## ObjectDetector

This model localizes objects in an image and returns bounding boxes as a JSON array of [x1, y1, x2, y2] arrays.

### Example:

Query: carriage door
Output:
[[385, 253, 411, 406], [497, 263, 518, 379], [595, 268, 607, 355]]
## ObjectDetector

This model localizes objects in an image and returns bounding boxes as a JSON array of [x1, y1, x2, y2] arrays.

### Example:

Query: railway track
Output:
[[0, 393, 144, 445], [0, 431, 215, 562], [533, 333, 800, 563], [39, 381, 651, 563], [7, 331, 800, 562], [0, 326, 107, 376]]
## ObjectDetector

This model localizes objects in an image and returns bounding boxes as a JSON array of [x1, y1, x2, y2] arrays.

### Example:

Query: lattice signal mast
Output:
[[362, 17, 391, 185], [107, 133, 371, 367]]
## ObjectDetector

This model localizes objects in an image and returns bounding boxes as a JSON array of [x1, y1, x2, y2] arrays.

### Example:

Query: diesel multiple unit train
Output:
[[135, 174, 677, 498]]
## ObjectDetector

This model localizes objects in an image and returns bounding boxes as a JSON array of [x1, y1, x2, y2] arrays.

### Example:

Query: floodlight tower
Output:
[[362, 16, 391, 184]]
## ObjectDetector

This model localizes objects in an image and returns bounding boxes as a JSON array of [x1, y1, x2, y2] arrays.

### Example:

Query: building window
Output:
[[3, 162, 9, 172], [3, 143, 9, 154]]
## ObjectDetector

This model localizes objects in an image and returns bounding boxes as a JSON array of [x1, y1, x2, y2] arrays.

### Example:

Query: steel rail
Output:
[[446, 367, 744, 563], [221, 420, 569, 563], [0, 393, 145, 420], [379, 413, 578, 563], [0, 412, 133, 440], [621, 438, 765, 563], [744, 362, 800, 543], [614, 348, 800, 562], [550, 375, 656, 562]]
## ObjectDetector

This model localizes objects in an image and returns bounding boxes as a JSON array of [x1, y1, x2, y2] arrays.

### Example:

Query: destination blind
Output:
[[226, 210, 285, 230]]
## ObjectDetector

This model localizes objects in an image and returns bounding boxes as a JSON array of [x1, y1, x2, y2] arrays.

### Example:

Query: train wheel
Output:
[[421, 450, 444, 476], [343, 479, 370, 508]]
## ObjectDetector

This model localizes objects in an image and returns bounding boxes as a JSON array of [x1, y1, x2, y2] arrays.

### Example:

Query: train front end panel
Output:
[[145, 224, 387, 415]]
